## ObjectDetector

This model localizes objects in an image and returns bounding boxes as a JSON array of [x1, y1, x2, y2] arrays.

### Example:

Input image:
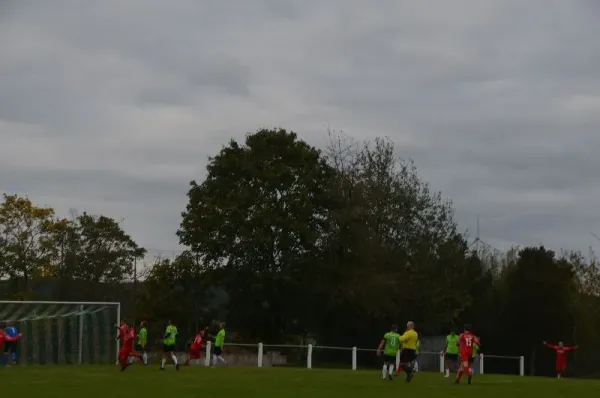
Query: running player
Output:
[[118, 325, 136, 371], [377, 324, 401, 380], [543, 341, 578, 379], [185, 327, 207, 366], [135, 321, 148, 365], [395, 321, 419, 382], [442, 329, 459, 377], [212, 323, 227, 367], [160, 320, 179, 370], [455, 324, 480, 385]]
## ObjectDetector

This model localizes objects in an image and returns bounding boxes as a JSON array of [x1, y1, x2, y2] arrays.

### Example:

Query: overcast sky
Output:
[[2, 0, 600, 259]]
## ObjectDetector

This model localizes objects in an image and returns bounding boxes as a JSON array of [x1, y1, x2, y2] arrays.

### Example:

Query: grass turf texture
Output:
[[2, 367, 599, 397]]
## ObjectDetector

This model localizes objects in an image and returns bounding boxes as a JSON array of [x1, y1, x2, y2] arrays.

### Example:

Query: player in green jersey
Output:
[[442, 329, 459, 377], [135, 321, 148, 365], [160, 320, 179, 370], [212, 323, 227, 367], [377, 324, 401, 380]]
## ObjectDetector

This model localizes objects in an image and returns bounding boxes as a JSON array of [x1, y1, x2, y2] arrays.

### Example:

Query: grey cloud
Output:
[[1, 0, 600, 256]]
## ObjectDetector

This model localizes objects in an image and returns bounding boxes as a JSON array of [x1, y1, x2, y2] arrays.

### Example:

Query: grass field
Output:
[[1, 366, 599, 398]]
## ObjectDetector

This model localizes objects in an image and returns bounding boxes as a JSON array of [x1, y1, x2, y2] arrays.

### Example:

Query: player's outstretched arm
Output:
[[376, 339, 385, 355]]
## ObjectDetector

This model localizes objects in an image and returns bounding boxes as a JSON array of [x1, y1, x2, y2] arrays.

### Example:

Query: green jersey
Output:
[[383, 332, 401, 356], [137, 327, 147, 346], [446, 334, 459, 355], [215, 329, 226, 348], [163, 325, 178, 345]]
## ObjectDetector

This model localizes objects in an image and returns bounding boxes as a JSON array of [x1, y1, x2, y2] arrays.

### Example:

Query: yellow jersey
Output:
[[399, 329, 419, 350]]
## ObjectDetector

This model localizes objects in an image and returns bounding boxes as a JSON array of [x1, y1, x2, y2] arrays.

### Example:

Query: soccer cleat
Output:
[[388, 374, 393, 381], [159, 367, 165, 371], [468, 376, 472, 385], [406, 372, 413, 383], [176, 364, 180, 371]]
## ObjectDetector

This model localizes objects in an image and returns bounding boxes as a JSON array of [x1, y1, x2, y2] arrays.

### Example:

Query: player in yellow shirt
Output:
[[394, 321, 418, 382]]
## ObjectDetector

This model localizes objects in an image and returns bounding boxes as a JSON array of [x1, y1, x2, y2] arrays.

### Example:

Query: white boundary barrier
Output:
[[201, 341, 525, 376]]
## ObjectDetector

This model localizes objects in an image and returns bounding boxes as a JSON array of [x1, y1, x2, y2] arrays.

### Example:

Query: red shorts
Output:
[[118, 349, 131, 360], [556, 359, 566, 372], [189, 349, 201, 359], [460, 351, 472, 362]]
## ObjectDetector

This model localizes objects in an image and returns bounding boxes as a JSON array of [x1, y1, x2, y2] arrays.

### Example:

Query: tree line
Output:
[[2, 128, 600, 376]]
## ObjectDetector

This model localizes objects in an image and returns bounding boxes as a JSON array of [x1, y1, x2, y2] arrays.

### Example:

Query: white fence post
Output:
[[352, 347, 357, 370], [258, 343, 263, 367], [439, 353, 444, 373], [479, 354, 484, 374], [78, 304, 84, 365], [205, 341, 212, 367], [307, 344, 313, 369], [519, 356, 525, 376]]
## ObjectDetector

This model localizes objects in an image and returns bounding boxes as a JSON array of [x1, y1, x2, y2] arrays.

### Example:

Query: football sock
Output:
[[217, 356, 227, 364], [388, 364, 394, 376], [161, 358, 166, 368], [171, 353, 178, 365], [142, 352, 147, 364], [382, 365, 387, 379]]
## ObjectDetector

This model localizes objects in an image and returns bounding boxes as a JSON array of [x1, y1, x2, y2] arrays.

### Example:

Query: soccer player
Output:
[[212, 323, 227, 367], [185, 327, 207, 366], [4, 324, 20, 365], [160, 320, 179, 370], [455, 324, 481, 385], [118, 325, 136, 371], [394, 321, 419, 382], [135, 321, 148, 365], [0, 322, 22, 366], [442, 329, 459, 377], [543, 341, 578, 379], [377, 324, 401, 380]]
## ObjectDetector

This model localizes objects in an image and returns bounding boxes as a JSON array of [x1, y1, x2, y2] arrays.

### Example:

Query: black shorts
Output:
[[400, 349, 416, 363], [382, 354, 396, 364], [4, 341, 16, 353], [445, 353, 458, 361], [214, 346, 223, 356], [163, 344, 176, 352], [468, 356, 475, 365], [135, 344, 145, 352]]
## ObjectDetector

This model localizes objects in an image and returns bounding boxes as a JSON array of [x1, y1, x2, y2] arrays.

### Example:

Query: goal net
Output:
[[0, 301, 120, 365]]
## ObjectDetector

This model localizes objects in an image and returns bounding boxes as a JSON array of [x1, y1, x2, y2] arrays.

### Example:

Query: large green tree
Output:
[[0, 194, 59, 296], [320, 134, 469, 343], [178, 128, 335, 341]]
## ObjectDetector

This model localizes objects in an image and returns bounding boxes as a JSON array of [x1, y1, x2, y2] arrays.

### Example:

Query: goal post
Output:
[[0, 301, 120, 365]]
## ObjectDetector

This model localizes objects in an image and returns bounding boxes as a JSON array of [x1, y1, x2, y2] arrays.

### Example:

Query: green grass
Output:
[[2, 366, 600, 398]]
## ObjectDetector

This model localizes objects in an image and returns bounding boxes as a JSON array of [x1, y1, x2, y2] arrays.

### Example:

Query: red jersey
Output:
[[458, 332, 480, 354], [191, 334, 203, 350], [544, 343, 577, 360], [122, 327, 135, 351]]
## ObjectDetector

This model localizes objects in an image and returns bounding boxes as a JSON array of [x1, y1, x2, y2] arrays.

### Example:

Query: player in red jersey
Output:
[[543, 341, 578, 379], [455, 324, 480, 385], [118, 325, 137, 371], [184, 327, 208, 366]]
